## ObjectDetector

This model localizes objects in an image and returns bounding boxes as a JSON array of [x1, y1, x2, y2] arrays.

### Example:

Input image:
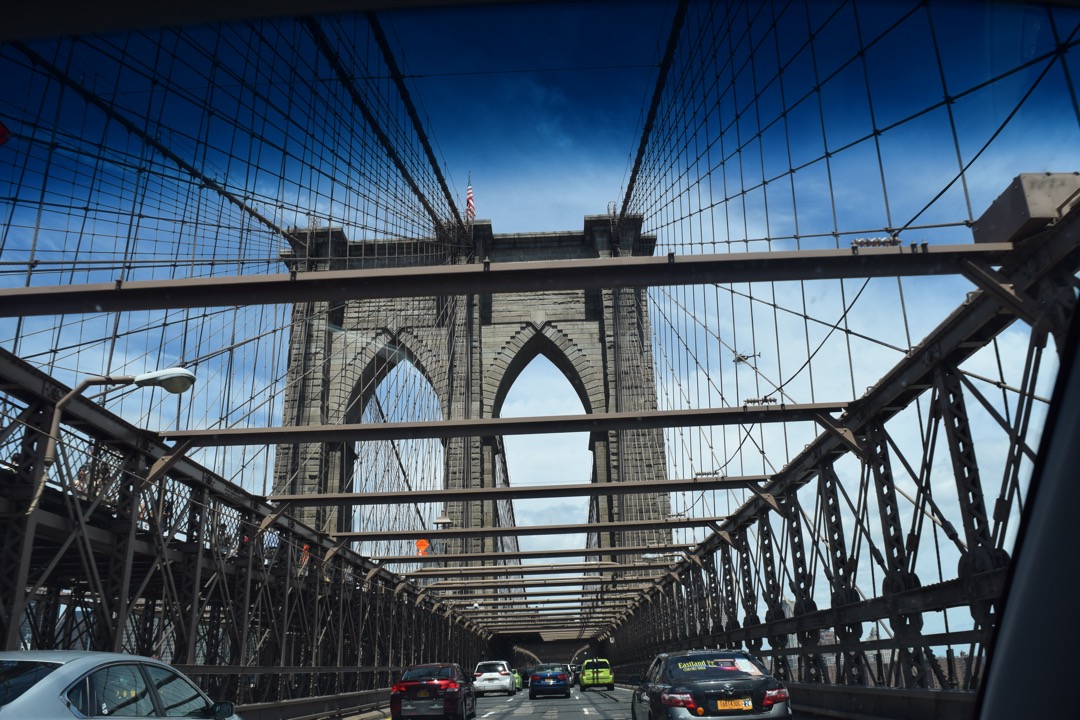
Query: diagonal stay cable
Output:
[[618, 0, 689, 224], [365, 11, 464, 233], [11, 41, 290, 240], [301, 16, 446, 237]]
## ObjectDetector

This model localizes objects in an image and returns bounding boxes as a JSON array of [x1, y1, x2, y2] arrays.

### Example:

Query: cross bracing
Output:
[[1, 1, 1079, 719]]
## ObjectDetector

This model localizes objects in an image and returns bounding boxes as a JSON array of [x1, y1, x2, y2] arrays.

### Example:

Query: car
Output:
[[528, 663, 572, 699], [629, 649, 790, 720], [473, 660, 516, 696], [0, 650, 240, 719], [391, 663, 475, 720], [512, 669, 523, 690], [579, 657, 614, 691]]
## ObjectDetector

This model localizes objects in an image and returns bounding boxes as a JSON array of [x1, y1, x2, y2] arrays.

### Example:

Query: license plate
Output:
[[417, 690, 430, 698], [716, 698, 753, 710]]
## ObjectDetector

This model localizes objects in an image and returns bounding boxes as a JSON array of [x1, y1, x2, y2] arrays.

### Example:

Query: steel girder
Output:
[[0, 348, 488, 716], [607, 201, 1080, 703]]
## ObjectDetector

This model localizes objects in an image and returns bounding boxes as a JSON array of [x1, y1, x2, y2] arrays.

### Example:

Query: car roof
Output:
[[0, 650, 158, 667]]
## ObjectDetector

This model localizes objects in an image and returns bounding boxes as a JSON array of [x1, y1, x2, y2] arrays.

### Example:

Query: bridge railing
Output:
[[0, 347, 486, 715]]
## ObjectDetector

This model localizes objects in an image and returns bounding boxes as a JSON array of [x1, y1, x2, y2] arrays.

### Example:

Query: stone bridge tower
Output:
[[274, 215, 671, 557]]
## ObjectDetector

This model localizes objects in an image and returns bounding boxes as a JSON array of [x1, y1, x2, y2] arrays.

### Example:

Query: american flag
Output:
[[465, 184, 475, 221]]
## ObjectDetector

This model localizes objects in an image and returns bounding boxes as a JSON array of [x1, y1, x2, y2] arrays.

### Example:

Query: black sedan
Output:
[[629, 649, 791, 719], [390, 663, 476, 720], [528, 663, 572, 699]]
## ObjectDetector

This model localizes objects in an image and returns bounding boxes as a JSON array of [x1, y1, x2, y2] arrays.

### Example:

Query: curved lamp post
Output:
[[42, 367, 196, 469], [28, 367, 195, 518]]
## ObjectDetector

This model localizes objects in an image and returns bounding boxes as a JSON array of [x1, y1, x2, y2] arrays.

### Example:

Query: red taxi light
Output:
[[660, 691, 699, 712], [762, 687, 789, 708]]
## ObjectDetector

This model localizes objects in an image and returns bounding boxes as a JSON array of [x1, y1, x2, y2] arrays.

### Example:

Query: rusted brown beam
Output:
[[0, 244, 1012, 318], [405, 561, 670, 578], [368, 543, 696, 564], [427, 577, 654, 590], [269, 474, 767, 506], [165, 404, 845, 446], [335, 515, 725, 541]]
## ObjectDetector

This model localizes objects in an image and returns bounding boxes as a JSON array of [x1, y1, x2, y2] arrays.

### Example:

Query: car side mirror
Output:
[[627, 675, 641, 685], [211, 701, 235, 719]]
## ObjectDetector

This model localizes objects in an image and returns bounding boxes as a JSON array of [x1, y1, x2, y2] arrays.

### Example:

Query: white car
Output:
[[473, 660, 516, 696], [0, 650, 240, 719]]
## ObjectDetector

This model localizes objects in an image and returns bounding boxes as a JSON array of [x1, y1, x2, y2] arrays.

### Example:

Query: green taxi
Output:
[[579, 658, 614, 691]]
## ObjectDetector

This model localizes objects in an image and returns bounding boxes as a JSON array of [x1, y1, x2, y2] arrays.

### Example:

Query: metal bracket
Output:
[[960, 259, 1044, 327]]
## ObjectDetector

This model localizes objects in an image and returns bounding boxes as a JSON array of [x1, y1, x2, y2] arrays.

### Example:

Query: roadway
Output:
[[340, 685, 827, 720]]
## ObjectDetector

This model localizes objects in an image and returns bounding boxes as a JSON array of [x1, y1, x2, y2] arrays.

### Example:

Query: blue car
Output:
[[528, 663, 572, 699]]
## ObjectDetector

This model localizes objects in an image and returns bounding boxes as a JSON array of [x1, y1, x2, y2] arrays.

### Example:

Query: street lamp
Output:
[[28, 367, 195, 519], [42, 367, 197, 469]]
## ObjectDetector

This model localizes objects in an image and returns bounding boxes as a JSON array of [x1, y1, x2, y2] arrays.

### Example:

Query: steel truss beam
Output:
[[334, 516, 726, 541], [164, 404, 846, 446], [0, 348, 488, 713], [270, 475, 766, 506], [609, 197, 1080, 691], [367, 543, 697, 564], [0, 244, 1013, 318]]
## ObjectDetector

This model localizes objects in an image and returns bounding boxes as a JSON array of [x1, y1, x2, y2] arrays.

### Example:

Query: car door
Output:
[[632, 656, 662, 720], [66, 662, 158, 718], [456, 664, 475, 717], [141, 663, 217, 718]]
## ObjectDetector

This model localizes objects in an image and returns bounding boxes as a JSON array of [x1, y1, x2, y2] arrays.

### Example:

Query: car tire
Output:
[[529, 692, 536, 700], [564, 691, 571, 698], [608, 685, 614, 691]]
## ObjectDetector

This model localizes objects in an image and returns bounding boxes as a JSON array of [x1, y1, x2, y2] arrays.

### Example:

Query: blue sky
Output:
[[382, 1, 674, 232], [381, 1, 680, 552]]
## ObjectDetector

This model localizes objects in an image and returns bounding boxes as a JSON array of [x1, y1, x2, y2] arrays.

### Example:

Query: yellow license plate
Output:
[[716, 698, 753, 710], [417, 691, 430, 698]]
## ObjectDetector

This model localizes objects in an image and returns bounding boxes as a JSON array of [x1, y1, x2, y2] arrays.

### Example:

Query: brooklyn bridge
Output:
[[1, 1, 1077, 719]]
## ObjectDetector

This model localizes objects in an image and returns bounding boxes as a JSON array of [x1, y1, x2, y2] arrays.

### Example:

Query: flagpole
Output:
[[465, 172, 475, 257]]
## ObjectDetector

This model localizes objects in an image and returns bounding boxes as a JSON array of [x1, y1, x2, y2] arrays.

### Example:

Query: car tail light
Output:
[[391, 683, 408, 695], [762, 687, 789, 708], [531, 675, 540, 683], [498, 671, 510, 675], [661, 691, 699, 713], [556, 674, 567, 681], [437, 680, 460, 692], [474, 672, 482, 677]]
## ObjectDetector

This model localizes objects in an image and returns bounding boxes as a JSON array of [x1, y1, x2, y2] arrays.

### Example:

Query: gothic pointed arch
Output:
[[485, 322, 605, 420], [334, 326, 448, 425]]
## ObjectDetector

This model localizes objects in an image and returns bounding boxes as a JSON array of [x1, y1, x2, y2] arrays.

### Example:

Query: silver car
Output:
[[0, 650, 240, 719]]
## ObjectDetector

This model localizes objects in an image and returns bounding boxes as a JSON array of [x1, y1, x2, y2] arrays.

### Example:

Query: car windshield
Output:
[[667, 655, 764, 680], [475, 663, 505, 673], [0, 660, 60, 705], [402, 666, 453, 681]]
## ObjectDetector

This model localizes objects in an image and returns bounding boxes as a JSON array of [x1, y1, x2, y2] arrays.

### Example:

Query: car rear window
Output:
[[0, 660, 60, 705], [533, 665, 565, 673], [667, 655, 764, 679], [475, 662, 506, 673], [583, 660, 610, 669], [403, 666, 453, 680]]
